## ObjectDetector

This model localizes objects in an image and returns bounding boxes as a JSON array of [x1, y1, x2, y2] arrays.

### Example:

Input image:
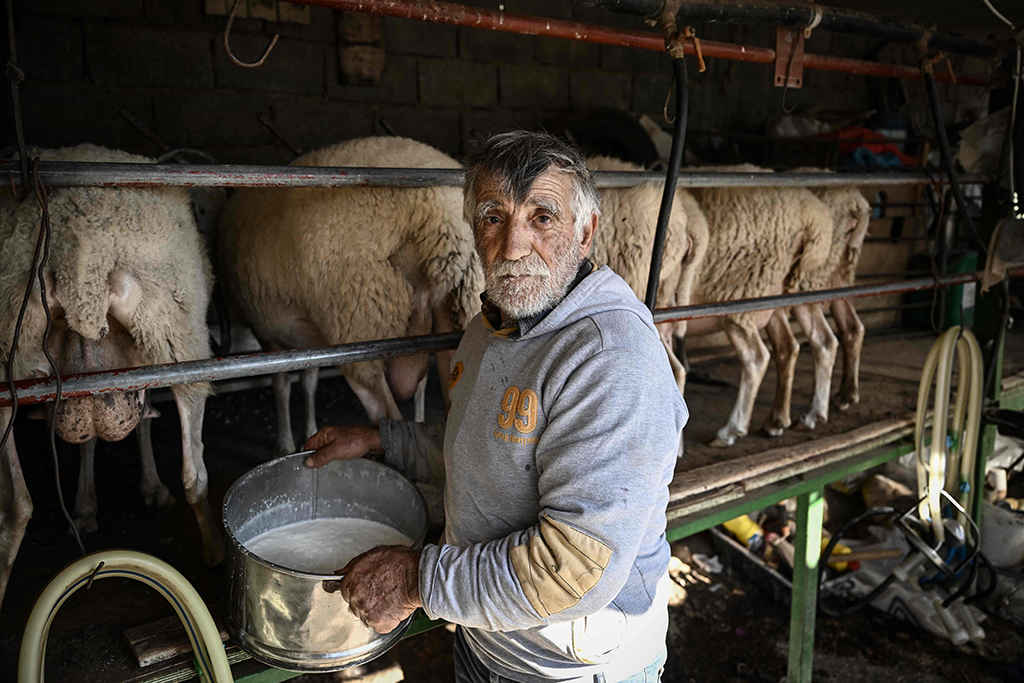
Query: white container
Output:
[[981, 501, 1024, 568]]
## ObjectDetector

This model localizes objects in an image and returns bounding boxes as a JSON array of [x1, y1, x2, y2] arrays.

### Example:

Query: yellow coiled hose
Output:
[[18, 549, 233, 683], [913, 326, 984, 544]]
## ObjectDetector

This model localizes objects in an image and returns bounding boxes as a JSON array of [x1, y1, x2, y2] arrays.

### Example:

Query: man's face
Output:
[[472, 167, 596, 320]]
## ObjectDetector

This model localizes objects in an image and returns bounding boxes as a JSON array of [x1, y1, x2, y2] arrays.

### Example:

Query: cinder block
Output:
[[381, 16, 457, 58], [633, 72, 672, 117], [328, 53, 417, 104], [571, 69, 631, 110], [153, 90, 275, 148], [380, 107, 461, 156], [337, 11, 382, 44], [461, 27, 532, 64], [419, 58, 497, 108], [499, 64, 568, 109], [534, 36, 599, 68], [601, 45, 665, 73], [15, 0, 142, 19], [215, 36, 325, 94], [144, 0, 202, 25], [269, 97, 374, 151], [16, 18, 83, 83], [462, 110, 537, 149], [18, 84, 153, 149], [85, 25, 214, 89], [268, 7, 336, 43]]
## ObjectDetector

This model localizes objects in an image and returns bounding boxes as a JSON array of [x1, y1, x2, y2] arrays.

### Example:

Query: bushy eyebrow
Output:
[[530, 196, 562, 217], [475, 199, 501, 221]]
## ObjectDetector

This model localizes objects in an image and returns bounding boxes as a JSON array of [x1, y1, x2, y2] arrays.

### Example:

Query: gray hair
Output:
[[463, 131, 601, 240]]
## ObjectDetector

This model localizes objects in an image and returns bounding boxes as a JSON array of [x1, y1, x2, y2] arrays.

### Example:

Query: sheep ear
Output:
[[143, 405, 161, 420], [107, 269, 142, 330]]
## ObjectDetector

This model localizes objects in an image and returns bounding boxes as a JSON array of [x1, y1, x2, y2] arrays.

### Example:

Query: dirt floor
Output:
[[1, 328, 1023, 682]]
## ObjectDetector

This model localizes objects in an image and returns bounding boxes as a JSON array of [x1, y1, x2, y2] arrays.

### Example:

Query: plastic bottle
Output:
[[723, 515, 766, 556]]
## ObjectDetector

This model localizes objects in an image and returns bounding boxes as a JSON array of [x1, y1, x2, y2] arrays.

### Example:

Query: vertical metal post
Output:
[[787, 488, 824, 683]]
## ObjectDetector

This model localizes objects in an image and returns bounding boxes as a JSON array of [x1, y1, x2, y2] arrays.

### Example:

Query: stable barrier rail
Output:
[[5, 267, 1019, 408], [0, 162, 989, 189]]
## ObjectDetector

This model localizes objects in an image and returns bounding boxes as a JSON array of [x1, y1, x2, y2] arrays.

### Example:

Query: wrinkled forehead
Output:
[[473, 166, 573, 212]]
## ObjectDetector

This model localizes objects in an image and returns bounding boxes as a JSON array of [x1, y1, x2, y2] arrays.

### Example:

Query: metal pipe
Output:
[[573, 0, 997, 59], [0, 162, 991, 190], [651, 267, 1024, 324], [5, 268, 1022, 407], [279, 0, 987, 85], [646, 53, 689, 310]]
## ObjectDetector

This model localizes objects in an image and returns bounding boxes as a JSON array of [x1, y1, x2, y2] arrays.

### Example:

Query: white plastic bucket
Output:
[[981, 501, 1024, 568]]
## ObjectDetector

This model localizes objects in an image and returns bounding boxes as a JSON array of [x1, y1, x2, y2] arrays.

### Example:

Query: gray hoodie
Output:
[[381, 265, 687, 682]]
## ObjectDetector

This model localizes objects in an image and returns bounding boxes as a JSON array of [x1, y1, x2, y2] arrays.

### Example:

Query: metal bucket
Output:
[[223, 453, 428, 672]]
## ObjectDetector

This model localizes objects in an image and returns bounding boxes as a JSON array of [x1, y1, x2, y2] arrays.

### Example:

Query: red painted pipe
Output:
[[284, 0, 987, 86]]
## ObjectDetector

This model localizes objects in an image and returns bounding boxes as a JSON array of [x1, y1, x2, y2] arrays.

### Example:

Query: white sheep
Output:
[[0, 144, 222, 611], [682, 165, 833, 446], [772, 173, 872, 423], [218, 137, 483, 454], [586, 156, 708, 394]]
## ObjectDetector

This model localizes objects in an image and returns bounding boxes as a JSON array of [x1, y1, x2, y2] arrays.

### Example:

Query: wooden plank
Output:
[[123, 608, 229, 669], [669, 417, 916, 502], [787, 489, 824, 683]]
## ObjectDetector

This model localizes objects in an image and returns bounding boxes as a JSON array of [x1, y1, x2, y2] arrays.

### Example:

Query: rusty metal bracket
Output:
[[775, 26, 805, 89]]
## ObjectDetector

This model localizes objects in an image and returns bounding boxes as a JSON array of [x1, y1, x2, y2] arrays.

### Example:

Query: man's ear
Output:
[[579, 212, 598, 258]]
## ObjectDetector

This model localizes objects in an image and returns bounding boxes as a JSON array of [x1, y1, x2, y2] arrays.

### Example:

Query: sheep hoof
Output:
[[73, 515, 99, 535], [799, 411, 826, 430], [276, 440, 297, 457], [202, 535, 227, 567], [709, 429, 740, 447], [143, 483, 176, 509], [835, 391, 859, 412], [763, 423, 785, 438]]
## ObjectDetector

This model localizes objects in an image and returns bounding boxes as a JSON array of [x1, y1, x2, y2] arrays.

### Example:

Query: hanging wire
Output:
[[981, 0, 1015, 28], [223, 0, 279, 68], [30, 158, 85, 556]]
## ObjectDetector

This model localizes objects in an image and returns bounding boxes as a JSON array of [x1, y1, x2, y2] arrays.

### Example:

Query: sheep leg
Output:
[[793, 303, 838, 429], [301, 367, 319, 444], [414, 375, 427, 422], [73, 438, 99, 534], [763, 309, 797, 437], [137, 401, 175, 508], [272, 372, 296, 455], [659, 322, 687, 396], [0, 407, 32, 612], [711, 319, 771, 447], [173, 387, 224, 566], [830, 297, 864, 410], [348, 365, 404, 424]]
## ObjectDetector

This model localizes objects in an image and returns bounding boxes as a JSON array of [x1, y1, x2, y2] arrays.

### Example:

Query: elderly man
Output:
[[304, 131, 687, 683]]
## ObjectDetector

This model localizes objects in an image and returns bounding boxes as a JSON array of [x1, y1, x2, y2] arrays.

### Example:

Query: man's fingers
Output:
[[304, 443, 341, 469]]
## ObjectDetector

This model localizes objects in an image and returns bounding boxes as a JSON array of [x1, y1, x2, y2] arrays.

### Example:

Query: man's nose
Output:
[[501, 217, 532, 261]]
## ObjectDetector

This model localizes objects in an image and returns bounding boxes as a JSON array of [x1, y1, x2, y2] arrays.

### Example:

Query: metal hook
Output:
[[224, 0, 280, 68]]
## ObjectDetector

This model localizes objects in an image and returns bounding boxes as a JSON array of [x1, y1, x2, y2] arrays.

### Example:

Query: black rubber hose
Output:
[[922, 66, 986, 258], [644, 55, 688, 311], [941, 552, 979, 608], [818, 506, 900, 617], [965, 552, 998, 604]]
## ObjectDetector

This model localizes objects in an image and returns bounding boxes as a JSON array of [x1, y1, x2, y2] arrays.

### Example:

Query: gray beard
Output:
[[482, 238, 582, 321]]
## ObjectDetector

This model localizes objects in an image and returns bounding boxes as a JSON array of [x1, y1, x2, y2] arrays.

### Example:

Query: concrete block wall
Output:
[[4, 0, 885, 163]]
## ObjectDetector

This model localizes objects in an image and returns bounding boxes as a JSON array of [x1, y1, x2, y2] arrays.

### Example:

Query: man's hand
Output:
[[324, 546, 422, 633], [303, 425, 383, 468]]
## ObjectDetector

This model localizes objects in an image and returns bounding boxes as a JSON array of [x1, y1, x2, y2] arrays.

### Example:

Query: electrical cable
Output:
[[964, 551, 998, 604], [817, 506, 900, 616], [28, 159, 84, 556], [645, 53, 689, 311], [981, 0, 1015, 29]]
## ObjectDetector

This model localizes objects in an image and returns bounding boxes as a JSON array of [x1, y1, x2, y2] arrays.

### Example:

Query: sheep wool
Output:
[[218, 136, 483, 434]]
